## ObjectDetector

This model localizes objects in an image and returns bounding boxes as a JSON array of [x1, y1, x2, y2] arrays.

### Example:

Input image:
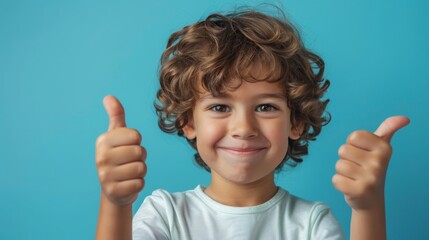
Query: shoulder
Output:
[[284, 190, 336, 221], [280, 189, 330, 216], [132, 186, 203, 239], [134, 186, 203, 217], [279, 189, 345, 239], [142, 186, 201, 205]]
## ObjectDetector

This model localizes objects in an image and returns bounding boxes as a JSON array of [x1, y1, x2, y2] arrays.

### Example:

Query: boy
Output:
[[95, 9, 409, 239]]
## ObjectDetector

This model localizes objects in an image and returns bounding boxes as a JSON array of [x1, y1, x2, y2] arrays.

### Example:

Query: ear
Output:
[[182, 119, 196, 140], [289, 122, 304, 140]]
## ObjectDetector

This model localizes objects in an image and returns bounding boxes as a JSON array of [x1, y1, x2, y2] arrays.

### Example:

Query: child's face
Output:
[[183, 79, 301, 185]]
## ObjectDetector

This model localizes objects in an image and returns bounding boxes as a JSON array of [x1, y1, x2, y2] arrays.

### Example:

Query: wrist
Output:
[[100, 192, 133, 211], [347, 191, 385, 211], [96, 193, 133, 240], [350, 199, 386, 240]]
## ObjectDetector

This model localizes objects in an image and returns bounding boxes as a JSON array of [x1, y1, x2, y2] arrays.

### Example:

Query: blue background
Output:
[[1, 0, 428, 239]]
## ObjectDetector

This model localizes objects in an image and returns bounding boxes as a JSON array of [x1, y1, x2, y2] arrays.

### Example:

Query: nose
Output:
[[230, 109, 258, 139]]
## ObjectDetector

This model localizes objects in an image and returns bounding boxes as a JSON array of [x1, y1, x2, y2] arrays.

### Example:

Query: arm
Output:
[[350, 202, 386, 240], [95, 96, 147, 240], [96, 193, 133, 240], [332, 116, 410, 240]]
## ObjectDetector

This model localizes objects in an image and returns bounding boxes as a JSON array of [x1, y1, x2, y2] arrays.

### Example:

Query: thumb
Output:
[[374, 115, 410, 142], [103, 95, 127, 131]]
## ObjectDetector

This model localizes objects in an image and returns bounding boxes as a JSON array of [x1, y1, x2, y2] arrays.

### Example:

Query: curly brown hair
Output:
[[155, 8, 331, 172]]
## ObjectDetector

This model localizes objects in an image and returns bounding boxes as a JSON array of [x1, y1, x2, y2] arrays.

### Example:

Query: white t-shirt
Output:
[[133, 185, 345, 240]]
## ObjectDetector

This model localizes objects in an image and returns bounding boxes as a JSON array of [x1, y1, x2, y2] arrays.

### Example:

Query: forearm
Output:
[[96, 193, 133, 240], [350, 201, 386, 240]]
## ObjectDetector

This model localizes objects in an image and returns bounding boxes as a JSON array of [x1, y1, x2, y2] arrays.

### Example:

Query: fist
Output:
[[95, 95, 147, 206], [332, 116, 410, 210]]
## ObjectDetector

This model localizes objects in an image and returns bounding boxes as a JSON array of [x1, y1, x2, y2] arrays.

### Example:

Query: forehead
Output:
[[197, 58, 285, 97], [198, 79, 285, 100]]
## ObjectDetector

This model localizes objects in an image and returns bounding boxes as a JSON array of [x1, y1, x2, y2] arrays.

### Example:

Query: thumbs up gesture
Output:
[[95, 95, 147, 206], [332, 116, 410, 210]]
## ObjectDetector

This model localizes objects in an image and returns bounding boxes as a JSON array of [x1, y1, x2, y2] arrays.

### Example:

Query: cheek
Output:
[[262, 121, 290, 151], [195, 120, 225, 149]]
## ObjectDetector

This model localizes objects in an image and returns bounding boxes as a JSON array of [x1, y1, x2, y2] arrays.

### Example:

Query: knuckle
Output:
[[369, 158, 383, 171], [105, 184, 118, 198], [142, 163, 147, 176], [141, 147, 147, 160], [332, 174, 339, 186], [136, 179, 145, 191], [348, 131, 361, 142], [96, 133, 107, 148], [331, 175, 346, 193], [135, 162, 143, 175], [341, 161, 351, 173], [335, 160, 342, 172], [338, 144, 347, 156], [98, 169, 110, 183], [367, 156, 386, 173], [96, 150, 109, 167], [348, 130, 368, 143], [134, 146, 143, 157], [129, 129, 142, 143], [379, 141, 393, 155], [136, 162, 147, 177]]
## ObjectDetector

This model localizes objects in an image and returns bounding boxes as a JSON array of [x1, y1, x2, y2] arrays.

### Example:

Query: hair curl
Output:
[[155, 8, 331, 172]]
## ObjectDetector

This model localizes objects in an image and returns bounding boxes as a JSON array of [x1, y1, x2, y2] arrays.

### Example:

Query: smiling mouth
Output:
[[218, 147, 267, 156]]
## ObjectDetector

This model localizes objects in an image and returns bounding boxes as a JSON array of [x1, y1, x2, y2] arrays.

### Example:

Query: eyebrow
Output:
[[255, 93, 287, 100], [198, 92, 286, 102]]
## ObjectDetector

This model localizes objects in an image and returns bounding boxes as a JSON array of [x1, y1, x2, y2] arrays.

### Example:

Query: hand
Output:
[[332, 116, 410, 210], [95, 95, 147, 206]]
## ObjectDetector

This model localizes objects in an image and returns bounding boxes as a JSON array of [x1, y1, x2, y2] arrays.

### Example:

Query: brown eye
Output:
[[256, 104, 277, 112], [210, 105, 230, 112]]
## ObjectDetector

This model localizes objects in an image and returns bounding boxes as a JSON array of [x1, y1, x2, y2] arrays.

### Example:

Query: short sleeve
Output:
[[132, 190, 170, 240], [309, 203, 346, 240]]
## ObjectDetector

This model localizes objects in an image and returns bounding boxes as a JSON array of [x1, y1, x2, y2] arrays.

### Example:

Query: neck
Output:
[[204, 172, 278, 207]]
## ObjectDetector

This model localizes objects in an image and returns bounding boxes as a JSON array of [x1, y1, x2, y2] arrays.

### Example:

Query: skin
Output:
[[182, 80, 301, 206], [333, 116, 410, 239], [95, 84, 410, 240], [95, 96, 147, 240]]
